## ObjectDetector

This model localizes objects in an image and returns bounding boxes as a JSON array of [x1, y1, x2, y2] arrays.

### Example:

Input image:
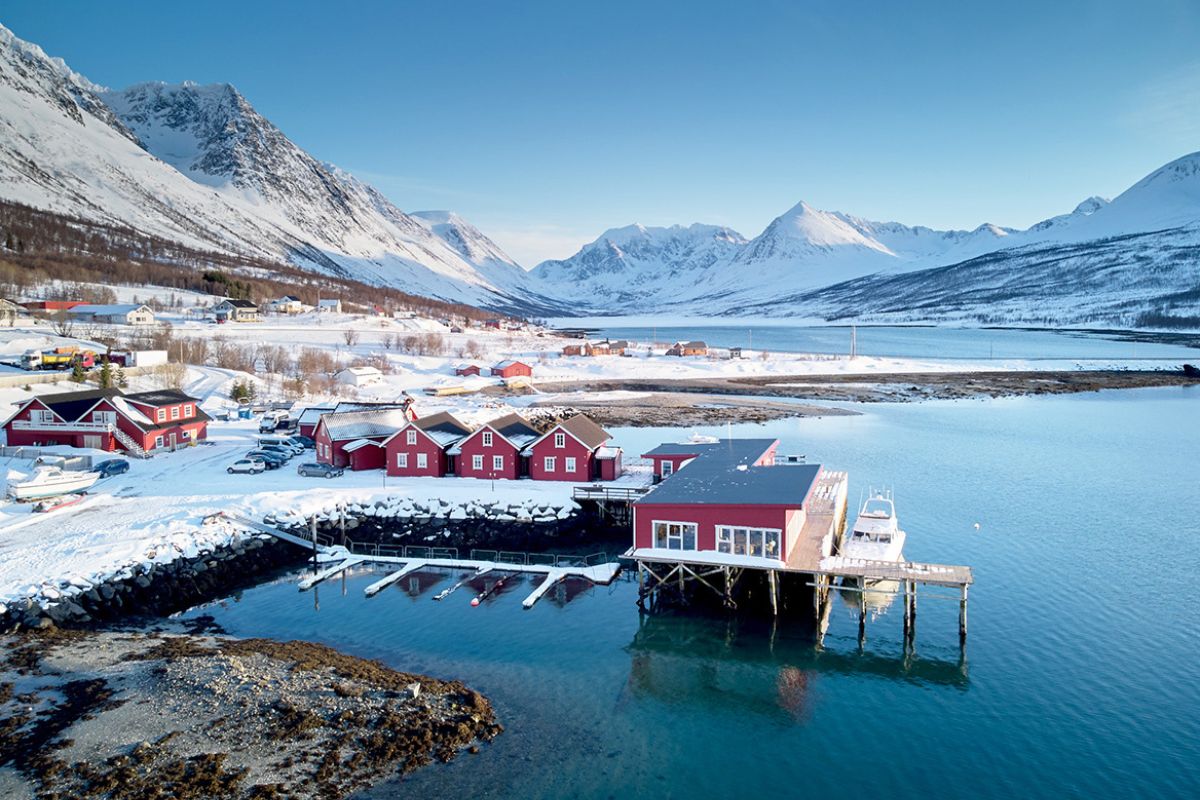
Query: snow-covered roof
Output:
[[297, 405, 336, 426], [69, 304, 150, 316], [318, 298, 341, 307], [492, 360, 529, 370], [342, 438, 381, 452], [596, 446, 622, 459], [319, 408, 410, 442], [339, 366, 381, 377]]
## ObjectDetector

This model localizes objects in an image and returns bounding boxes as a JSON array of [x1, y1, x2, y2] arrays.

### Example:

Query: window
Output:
[[472, 454, 483, 471], [170, 406, 180, 420], [653, 521, 697, 551], [92, 411, 116, 425], [156, 408, 166, 422], [397, 453, 408, 469], [482, 431, 493, 447], [716, 526, 781, 560], [544, 456, 556, 472], [32, 409, 55, 424], [417, 453, 428, 469], [184, 404, 194, 418], [154, 435, 164, 449], [406, 429, 417, 445], [661, 461, 674, 477], [554, 432, 565, 448], [492, 455, 504, 471], [565, 457, 577, 473]]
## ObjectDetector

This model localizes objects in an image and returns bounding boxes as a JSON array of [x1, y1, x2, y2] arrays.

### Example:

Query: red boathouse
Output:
[[490, 360, 532, 379], [450, 413, 539, 480], [523, 413, 620, 481], [314, 407, 415, 468], [384, 411, 473, 477]]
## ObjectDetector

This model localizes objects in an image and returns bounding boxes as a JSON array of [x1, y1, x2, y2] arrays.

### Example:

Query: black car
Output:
[[290, 435, 315, 449], [246, 450, 287, 469], [94, 458, 130, 478], [259, 444, 295, 460]]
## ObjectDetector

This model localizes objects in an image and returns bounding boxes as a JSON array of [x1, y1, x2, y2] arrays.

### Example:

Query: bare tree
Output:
[[51, 311, 75, 338], [381, 332, 396, 351], [343, 328, 360, 347], [156, 362, 187, 390]]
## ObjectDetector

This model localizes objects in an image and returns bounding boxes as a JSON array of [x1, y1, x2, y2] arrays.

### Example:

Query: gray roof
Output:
[[297, 405, 336, 426], [635, 439, 819, 507], [320, 408, 411, 441], [488, 413, 541, 447], [69, 303, 150, 316], [413, 411, 473, 447]]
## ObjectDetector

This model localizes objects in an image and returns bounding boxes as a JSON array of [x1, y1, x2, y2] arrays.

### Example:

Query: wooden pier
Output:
[[221, 513, 622, 610]]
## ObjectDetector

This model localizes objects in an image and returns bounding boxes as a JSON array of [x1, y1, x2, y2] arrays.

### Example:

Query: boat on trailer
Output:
[[841, 489, 906, 564], [7, 467, 100, 501]]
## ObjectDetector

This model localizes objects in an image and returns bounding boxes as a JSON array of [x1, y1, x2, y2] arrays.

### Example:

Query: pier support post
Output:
[[857, 583, 867, 647], [959, 584, 969, 643], [309, 516, 318, 566], [768, 570, 779, 617]]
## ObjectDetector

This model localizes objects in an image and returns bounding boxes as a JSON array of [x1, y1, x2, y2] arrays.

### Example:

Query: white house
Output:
[[213, 298, 258, 322], [318, 298, 342, 313], [266, 295, 305, 315], [68, 303, 156, 326], [336, 366, 383, 387]]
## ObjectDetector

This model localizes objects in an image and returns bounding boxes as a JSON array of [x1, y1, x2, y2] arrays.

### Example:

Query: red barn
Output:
[[23, 300, 85, 313], [2, 388, 209, 455], [453, 364, 481, 377], [523, 413, 618, 482], [450, 413, 539, 481], [314, 407, 414, 468], [490, 360, 532, 379], [384, 411, 473, 477], [296, 405, 335, 438], [632, 439, 821, 564]]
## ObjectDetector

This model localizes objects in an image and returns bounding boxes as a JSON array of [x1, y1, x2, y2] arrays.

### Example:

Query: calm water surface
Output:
[[585, 324, 1200, 360], [185, 387, 1200, 799]]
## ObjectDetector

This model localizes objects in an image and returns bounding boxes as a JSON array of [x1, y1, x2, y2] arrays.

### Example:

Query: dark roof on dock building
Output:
[[636, 438, 820, 507]]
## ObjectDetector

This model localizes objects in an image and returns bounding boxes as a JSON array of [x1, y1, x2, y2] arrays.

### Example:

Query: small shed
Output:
[[318, 299, 342, 313], [596, 446, 624, 480], [343, 439, 386, 471], [491, 360, 532, 379], [336, 366, 383, 387], [454, 363, 482, 377]]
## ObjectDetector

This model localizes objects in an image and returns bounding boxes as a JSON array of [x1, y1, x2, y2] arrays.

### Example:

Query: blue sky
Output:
[[4, 0, 1199, 265]]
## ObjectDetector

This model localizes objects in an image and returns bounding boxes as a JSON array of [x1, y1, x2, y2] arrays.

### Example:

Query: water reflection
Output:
[[625, 614, 967, 721]]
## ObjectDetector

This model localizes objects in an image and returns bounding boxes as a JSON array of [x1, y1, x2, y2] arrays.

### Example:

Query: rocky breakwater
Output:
[[268, 494, 628, 554], [0, 535, 304, 633]]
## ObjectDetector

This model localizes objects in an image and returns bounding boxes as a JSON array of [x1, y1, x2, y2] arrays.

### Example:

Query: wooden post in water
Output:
[[309, 515, 318, 566], [768, 570, 779, 617], [857, 582, 867, 646], [959, 584, 969, 642], [339, 504, 346, 548], [902, 578, 912, 640], [636, 561, 645, 609]]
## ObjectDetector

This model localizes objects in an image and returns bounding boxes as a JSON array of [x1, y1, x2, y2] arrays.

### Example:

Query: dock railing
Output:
[[572, 486, 651, 503], [303, 530, 608, 569]]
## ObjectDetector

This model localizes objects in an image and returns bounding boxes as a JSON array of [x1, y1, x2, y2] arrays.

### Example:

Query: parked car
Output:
[[297, 462, 344, 479], [259, 436, 304, 455], [288, 435, 315, 449], [93, 458, 130, 478], [245, 450, 286, 469], [227, 458, 266, 474], [259, 444, 295, 460]]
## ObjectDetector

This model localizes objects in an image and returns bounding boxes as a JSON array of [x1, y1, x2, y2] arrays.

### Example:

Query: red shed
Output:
[[384, 411, 472, 477], [632, 439, 821, 564], [343, 439, 386, 471], [454, 363, 482, 377], [523, 413, 614, 482], [314, 407, 413, 468], [450, 413, 539, 481], [490, 360, 532, 379], [2, 388, 208, 455]]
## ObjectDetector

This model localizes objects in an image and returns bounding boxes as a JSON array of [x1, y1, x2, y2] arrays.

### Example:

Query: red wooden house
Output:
[[2, 388, 209, 455], [491, 360, 532, 379], [314, 407, 415, 469], [449, 413, 540, 480], [632, 439, 821, 564], [384, 411, 473, 477], [523, 413, 620, 481], [453, 364, 482, 377]]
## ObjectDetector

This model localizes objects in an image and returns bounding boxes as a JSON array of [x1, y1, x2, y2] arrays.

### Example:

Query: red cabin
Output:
[[490, 360, 532, 379], [454, 364, 482, 377], [523, 413, 618, 482], [2, 388, 209, 455], [314, 407, 414, 468], [632, 439, 821, 565], [450, 413, 539, 481], [384, 411, 473, 477]]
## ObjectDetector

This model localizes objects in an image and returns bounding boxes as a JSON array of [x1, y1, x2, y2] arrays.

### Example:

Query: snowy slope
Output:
[[0, 24, 537, 310]]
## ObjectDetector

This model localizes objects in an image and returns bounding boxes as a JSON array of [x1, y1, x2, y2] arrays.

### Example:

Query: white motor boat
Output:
[[7, 467, 100, 501], [841, 490, 906, 563]]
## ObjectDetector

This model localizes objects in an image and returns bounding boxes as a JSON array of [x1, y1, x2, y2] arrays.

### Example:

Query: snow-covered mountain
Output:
[[531, 223, 747, 308], [529, 153, 1200, 323], [0, 24, 543, 311]]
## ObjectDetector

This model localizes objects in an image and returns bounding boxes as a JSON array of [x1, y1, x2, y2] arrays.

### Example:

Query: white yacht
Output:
[[7, 467, 100, 501], [841, 490, 906, 563]]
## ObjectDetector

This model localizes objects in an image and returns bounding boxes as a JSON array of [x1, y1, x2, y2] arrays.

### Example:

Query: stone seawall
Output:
[[0, 535, 305, 632]]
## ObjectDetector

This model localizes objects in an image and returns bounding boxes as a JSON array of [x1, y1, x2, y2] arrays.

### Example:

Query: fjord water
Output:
[[587, 323, 1199, 360], [185, 387, 1200, 799]]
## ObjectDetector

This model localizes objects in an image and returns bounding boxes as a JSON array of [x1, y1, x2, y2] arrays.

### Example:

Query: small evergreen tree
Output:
[[115, 366, 128, 388], [69, 362, 85, 383], [97, 360, 114, 389]]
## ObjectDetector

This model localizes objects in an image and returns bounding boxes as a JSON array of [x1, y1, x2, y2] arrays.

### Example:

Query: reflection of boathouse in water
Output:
[[624, 615, 968, 721]]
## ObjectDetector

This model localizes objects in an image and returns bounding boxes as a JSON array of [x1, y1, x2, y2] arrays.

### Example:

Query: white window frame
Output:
[[170, 406, 180, 420], [416, 453, 428, 469], [184, 404, 194, 418], [406, 429, 417, 445], [154, 435, 164, 449], [716, 525, 782, 560], [92, 410, 117, 425], [554, 432, 565, 448], [482, 430, 493, 447], [544, 456, 556, 472], [472, 454, 484, 471], [565, 456, 577, 473], [397, 452, 408, 469], [652, 520, 698, 551], [661, 460, 674, 477], [156, 408, 166, 422], [492, 454, 504, 472], [32, 409, 55, 424]]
